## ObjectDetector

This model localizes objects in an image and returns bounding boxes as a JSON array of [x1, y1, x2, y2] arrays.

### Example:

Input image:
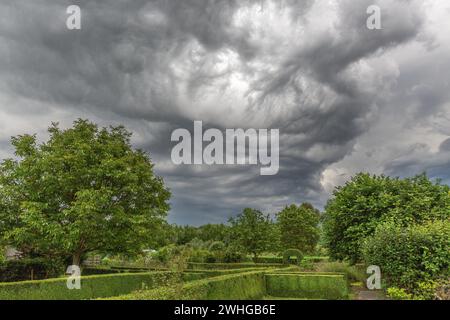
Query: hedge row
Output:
[[265, 273, 348, 299], [187, 262, 285, 270], [0, 271, 179, 300], [252, 256, 283, 264], [107, 270, 268, 300]]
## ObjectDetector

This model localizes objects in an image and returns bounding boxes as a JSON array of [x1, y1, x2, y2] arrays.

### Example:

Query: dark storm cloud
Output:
[[0, 0, 447, 224]]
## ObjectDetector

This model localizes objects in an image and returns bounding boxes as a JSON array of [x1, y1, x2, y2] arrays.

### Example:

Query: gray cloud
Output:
[[0, 0, 449, 224]]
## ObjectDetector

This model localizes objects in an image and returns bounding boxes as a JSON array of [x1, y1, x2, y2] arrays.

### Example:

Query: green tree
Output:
[[323, 173, 450, 263], [228, 208, 275, 259], [277, 203, 320, 253], [197, 224, 229, 243], [0, 119, 170, 266]]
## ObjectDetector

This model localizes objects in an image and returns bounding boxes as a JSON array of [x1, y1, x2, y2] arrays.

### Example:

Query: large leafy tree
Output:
[[228, 208, 276, 259], [323, 173, 450, 263], [0, 119, 170, 266], [277, 203, 320, 253]]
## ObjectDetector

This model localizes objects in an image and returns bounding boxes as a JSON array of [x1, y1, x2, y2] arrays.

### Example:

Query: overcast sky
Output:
[[1, 0, 450, 225]]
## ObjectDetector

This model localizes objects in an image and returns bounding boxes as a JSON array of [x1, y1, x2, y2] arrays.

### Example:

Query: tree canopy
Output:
[[228, 208, 276, 258], [0, 119, 170, 265], [323, 173, 450, 263], [277, 203, 320, 253]]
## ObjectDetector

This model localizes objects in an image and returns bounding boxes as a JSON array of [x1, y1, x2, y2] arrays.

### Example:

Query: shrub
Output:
[[223, 250, 244, 263], [387, 287, 413, 300], [265, 273, 348, 299], [188, 249, 211, 263], [283, 249, 303, 265], [324, 173, 450, 263], [208, 241, 225, 252], [0, 271, 179, 300], [0, 258, 64, 282], [204, 252, 217, 263], [362, 220, 450, 294]]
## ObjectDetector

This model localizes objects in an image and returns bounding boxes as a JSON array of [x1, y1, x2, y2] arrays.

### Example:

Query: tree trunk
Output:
[[72, 252, 82, 267]]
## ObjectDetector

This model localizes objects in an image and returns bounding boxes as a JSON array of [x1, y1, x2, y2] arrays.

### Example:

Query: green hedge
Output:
[[362, 220, 450, 293], [252, 256, 283, 264], [187, 262, 285, 270], [303, 256, 329, 263], [108, 271, 267, 300], [265, 273, 348, 299], [0, 271, 179, 300]]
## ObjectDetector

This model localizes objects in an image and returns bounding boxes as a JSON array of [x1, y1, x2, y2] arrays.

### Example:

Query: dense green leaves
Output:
[[229, 208, 277, 259], [323, 173, 450, 263], [0, 119, 170, 265], [277, 203, 320, 253], [362, 220, 450, 292]]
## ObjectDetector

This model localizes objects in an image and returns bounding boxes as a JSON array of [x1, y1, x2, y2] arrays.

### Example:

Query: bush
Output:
[[188, 249, 211, 263], [362, 220, 450, 294], [283, 249, 303, 265], [223, 250, 244, 263], [265, 273, 348, 299], [0, 258, 64, 282], [208, 241, 225, 252], [386, 287, 413, 300], [204, 252, 217, 263], [0, 271, 179, 300], [324, 173, 450, 263]]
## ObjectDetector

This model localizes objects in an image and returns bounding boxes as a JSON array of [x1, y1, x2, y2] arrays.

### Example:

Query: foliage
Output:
[[316, 261, 366, 283], [386, 287, 413, 300], [265, 273, 348, 299], [277, 203, 321, 253], [0, 119, 170, 265], [282, 249, 303, 265], [362, 220, 450, 294], [253, 256, 283, 264], [0, 271, 179, 300], [186, 262, 285, 270], [323, 173, 450, 263], [208, 241, 225, 252], [228, 208, 277, 259], [223, 249, 245, 263], [0, 258, 64, 282], [108, 271, 267, 300]]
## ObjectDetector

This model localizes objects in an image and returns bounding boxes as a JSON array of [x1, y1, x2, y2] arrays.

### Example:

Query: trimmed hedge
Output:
[[283, 249, 303, 265], [108, 271, 268, 300], [0, 271, 179, 300], [303, 256, 329, 263], [252, 256, 283, 264], [265, 273, 348, 299], [187, 262, 285, 270]]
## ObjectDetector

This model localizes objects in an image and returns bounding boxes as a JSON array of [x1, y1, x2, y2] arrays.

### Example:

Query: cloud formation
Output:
[[0, 0, 449, 224]]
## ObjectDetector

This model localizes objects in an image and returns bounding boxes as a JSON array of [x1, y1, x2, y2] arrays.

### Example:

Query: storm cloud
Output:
[[0, 0, 449, 225]]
